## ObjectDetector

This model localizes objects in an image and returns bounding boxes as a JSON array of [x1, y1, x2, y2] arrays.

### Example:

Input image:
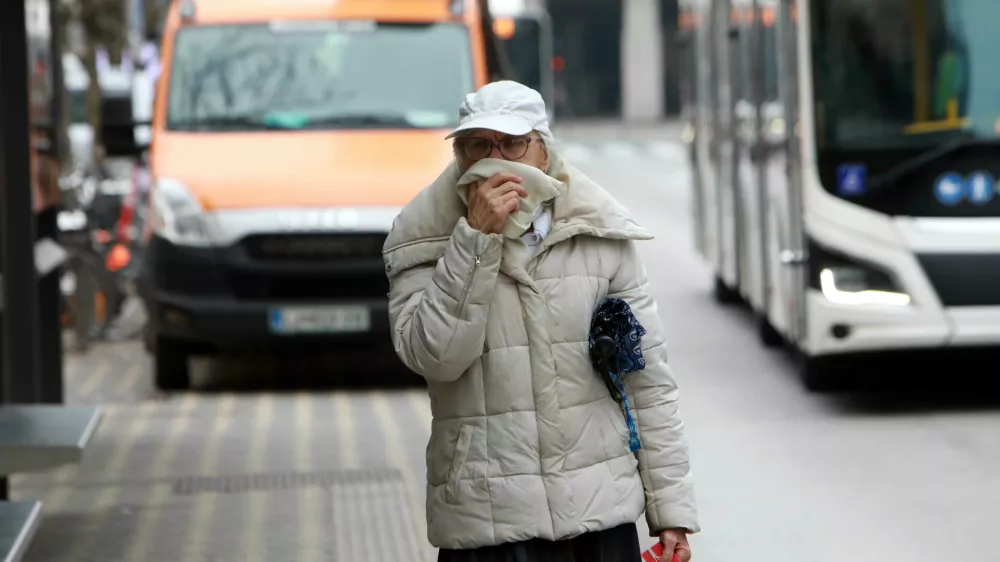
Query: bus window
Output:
[[809, 0, 1000, 148]]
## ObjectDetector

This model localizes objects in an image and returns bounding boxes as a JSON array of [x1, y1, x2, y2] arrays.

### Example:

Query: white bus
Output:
[[680, 0, 1000, 390]]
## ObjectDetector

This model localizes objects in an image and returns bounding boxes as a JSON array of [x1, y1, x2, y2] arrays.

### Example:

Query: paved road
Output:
[[13, 122, 1000, 562]]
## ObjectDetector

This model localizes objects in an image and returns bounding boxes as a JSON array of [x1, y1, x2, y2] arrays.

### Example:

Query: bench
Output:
[[0, 501, 41, 562], [0, 238, 96, 559], [0, 405, 102, 560], [0, 405, 102, 476]]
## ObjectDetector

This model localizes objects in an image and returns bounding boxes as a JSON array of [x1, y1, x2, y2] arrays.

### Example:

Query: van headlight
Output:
[[809, 241, 911, 306], [150, 177, 211, 246]]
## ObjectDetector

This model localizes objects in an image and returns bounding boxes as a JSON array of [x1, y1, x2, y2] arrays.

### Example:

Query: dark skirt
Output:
[[437, 523, 642, 562]]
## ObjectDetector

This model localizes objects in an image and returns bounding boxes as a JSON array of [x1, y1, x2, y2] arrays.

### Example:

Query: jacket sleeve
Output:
[[386, 217, 504, 383], [608, 240, 700, 536]]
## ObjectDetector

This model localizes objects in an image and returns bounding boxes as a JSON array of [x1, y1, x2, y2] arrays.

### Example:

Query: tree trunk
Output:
[[81, 43, 104, 168], [54, 0, 72, 170]]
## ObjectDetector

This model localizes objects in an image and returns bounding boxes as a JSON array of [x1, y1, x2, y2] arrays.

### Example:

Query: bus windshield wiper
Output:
[[869, 137, 993, 189]]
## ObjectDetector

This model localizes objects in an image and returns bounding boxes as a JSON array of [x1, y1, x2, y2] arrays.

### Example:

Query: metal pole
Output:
[[0, 0, 44, 404], [49, 0, 64, 162], [38, 0, 66, 404], [38, 213, 64, 404]]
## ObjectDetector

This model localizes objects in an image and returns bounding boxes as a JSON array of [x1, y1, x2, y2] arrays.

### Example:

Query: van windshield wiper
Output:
[[302, 113, 418, 128], [169, 115, 290, 131], [869, 136, 993, 189]]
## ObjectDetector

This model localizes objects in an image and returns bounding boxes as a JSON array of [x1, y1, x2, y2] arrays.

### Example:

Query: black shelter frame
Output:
[[0, 0, 69, 500]]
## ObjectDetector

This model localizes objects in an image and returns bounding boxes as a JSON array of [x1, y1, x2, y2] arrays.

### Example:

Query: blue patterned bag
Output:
[[588, 298, 646, 453]]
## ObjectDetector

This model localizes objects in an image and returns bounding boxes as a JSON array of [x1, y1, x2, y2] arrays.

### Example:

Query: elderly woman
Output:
[[383, 81, 699, 562]]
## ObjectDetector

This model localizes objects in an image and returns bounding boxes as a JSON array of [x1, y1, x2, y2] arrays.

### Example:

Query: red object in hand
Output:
[[641, 541, 681, 562]]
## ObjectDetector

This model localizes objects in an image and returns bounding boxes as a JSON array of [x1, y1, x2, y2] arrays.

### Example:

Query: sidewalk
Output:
[[13, 340, 437, 562]]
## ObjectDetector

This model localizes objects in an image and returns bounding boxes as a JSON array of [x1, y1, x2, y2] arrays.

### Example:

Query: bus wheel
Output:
[[756, 313, 783, 348], [799, 355, 853, 393], [712, 276, 741, 305]]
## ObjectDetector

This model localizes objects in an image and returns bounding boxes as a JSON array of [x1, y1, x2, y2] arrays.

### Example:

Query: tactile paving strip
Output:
[[173, 467, 403, 495], [25, 469, 425, 562]]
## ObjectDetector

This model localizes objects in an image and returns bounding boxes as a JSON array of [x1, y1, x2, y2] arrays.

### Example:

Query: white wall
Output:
[[621, 0, 665, 120]]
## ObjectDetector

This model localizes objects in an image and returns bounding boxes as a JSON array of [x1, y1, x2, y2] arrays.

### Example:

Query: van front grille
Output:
[[242, 234, 387, 262], [228, 272, 389, 301]]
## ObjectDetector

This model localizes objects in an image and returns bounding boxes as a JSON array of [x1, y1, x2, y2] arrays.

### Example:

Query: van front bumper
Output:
[[140, 233, 391, 350]]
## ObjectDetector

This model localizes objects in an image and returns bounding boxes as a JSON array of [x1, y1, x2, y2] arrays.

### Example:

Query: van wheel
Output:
[[799, 355, 852, 393], [756, 313, 783, 348], [712, 276, 741, 305], [155, 338, 191, 391]]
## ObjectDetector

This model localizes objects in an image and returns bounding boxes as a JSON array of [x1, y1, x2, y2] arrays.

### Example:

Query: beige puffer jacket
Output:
[[383, 160, 699, 550]]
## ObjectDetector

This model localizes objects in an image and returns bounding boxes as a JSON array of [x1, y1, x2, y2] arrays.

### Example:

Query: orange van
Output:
[[141, 0, 507, 390]]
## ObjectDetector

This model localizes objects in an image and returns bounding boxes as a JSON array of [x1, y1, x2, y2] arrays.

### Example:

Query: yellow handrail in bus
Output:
[[904, 96, 966, 134], [903, 0, 967, 135]]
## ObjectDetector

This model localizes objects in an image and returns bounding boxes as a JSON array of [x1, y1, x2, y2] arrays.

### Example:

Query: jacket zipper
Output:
[[455, 253, 481, 315]]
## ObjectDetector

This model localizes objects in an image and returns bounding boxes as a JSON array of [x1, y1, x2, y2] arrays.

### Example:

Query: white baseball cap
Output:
[[445, 80, 552, 139]]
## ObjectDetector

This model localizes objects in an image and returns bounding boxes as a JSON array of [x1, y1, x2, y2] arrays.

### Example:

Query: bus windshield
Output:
[[810, 0, 1000, 149], [166, 21, 474, 131]]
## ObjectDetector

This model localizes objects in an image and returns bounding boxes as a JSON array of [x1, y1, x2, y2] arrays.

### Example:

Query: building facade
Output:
[[542, 0, 680, 120]]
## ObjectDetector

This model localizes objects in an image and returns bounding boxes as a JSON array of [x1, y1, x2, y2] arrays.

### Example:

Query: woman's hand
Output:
[[659, 528, 692, 562], [466, 173, 527, 234]]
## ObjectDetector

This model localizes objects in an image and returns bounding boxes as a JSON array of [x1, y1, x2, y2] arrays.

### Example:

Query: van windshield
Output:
[[165, 21, 475, 131]]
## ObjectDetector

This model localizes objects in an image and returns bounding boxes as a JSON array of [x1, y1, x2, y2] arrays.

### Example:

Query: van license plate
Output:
[[269, 306, 370, 334]]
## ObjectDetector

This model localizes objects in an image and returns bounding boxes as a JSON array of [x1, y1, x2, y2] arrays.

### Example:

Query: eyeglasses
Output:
[[460, 136, 536, 161]]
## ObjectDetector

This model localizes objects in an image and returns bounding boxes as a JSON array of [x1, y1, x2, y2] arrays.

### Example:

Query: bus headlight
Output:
[[818, 266, 911, 307], [150, 177, 211, 247], [681, 122, 696, 143], [767, 117, 786, 136]]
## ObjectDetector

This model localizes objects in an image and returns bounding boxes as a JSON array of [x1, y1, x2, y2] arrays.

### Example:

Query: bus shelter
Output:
[[0, 1, 103, 559]]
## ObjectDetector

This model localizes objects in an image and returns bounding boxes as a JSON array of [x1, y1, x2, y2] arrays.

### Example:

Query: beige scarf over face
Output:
[[457, 158, 563, 239]]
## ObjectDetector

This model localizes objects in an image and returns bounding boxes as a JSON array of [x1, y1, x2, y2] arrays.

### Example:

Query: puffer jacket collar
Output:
[[384, 160, 653, 281], [541, 161, 653, 250]]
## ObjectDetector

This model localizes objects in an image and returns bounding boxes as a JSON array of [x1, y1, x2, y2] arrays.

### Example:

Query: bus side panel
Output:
[[751, 1, 782, 326], [732, 1, 759, 306], [696, 0, 720, 272], [767, 0, 804, 343], [711, 0, 740, 289], [678, 1, 705, 258], [721, 0, 747, 297]]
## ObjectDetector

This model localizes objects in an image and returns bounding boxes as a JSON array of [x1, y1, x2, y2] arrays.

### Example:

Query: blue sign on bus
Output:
[[965, 171, 996, 205], [836, 164, 867, 196], [934, 172, 965, 206]]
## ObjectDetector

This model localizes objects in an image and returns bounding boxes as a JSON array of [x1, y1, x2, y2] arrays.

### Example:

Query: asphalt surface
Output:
[[12, 121, 1000, 562]]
